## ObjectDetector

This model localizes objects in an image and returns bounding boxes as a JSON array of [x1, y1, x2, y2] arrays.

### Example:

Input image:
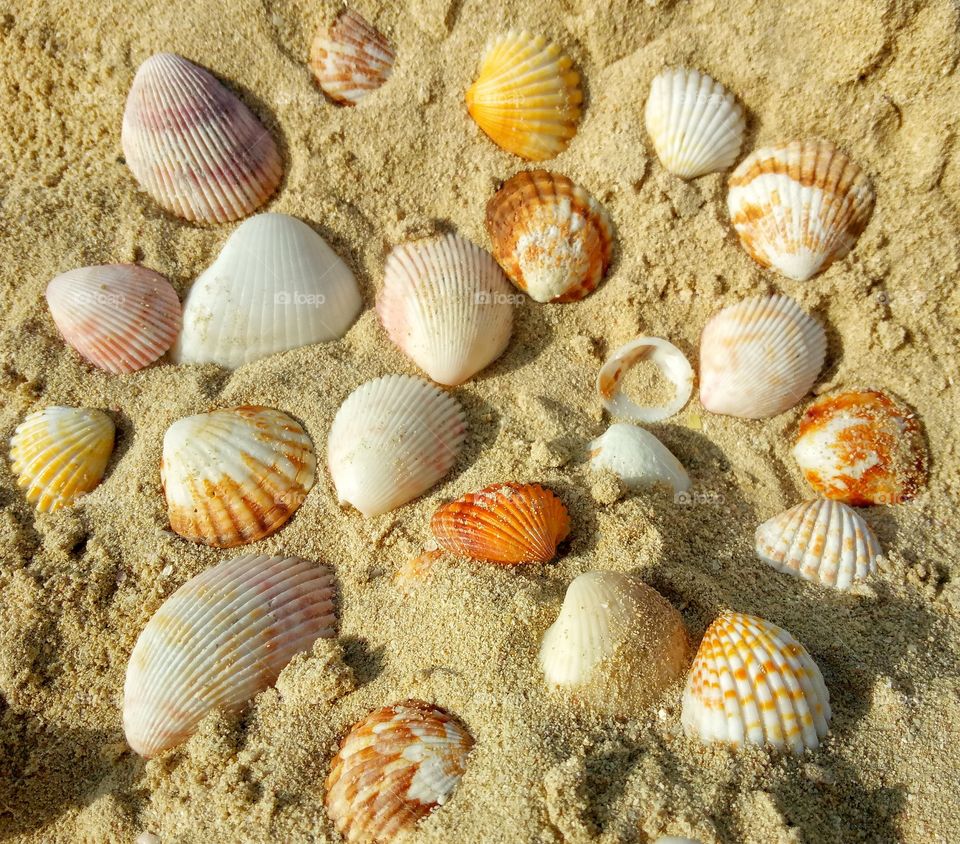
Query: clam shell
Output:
[[9, 407, 115, 513], [309, 9, 394, 105], [645, 67, 745, 178], [681, 612, 831, 753], [597, 337, 694, 422], [326, 700, 474, 843], [174, 213, 362, 369], [377, 233, 513, 385], [727, 140, 875, 281], [328, 375, 467, 516], [755, 498, 882, 590], [431, 482, 570, 564], [587, 423, 690, 493], [792, 390, 927, 505], [121, 53, 282, 224], [161, 406, 316, 547], [123, 554, 336, 757], [699, 295, 826, 419], [465, 31, 582, 161], [485, 170, 614, 303], [45, 264, 181, 374]]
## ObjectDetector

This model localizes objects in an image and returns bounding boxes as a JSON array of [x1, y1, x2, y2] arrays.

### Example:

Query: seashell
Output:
[[485, 170, 614, 303], [699, 295, 826, 419], [328, 375, 467, 517], [755, 498, 882, 590], [161, 406, 316, 547], [377, 233, 513, 385], [431, 482, 570, 564], [326, 700, 474, 843], [539, 572, 689, 715], [727, 140, 875, 281], [45, 264, 181, 374], [123, 554, 336, 757], [9, 407, 115, 513], [174, 213, 361, 369], [587, 423, 690, 493], [121, 52, 282, 224], [309, 9, 395, 105], [597, 337, 694, 422], [792, 390, 927, 506], [394, 547, 443, 594], [645, 67, 745, 178], [465, 31, 582, 161], [681, 612, 831, 753]]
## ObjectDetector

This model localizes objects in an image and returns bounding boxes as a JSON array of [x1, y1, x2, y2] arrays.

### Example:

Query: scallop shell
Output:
[[597, 337, 694, 422], [326, 700, 474, 843], [645, 67, 745, 178], [328, 375, 467, 516], [161, 406, 316, 547], [377, 233, 513, 385], [755, 498, 882, 590], [587, 423, 690, 493], [174, 213, 362, 369], [465, 31, 582, 161], [485, 170, 614, 303], [727, 140, 875, 281], [309, 9, 394, 105], [121, 52, 282, 224], [45, 264, 181, 374], [9, 407, 115, 513], [699, 295, 826, 419], [123, 554, 336, 758], [681, 612, 831, 753], [792, 390, 927, 505]]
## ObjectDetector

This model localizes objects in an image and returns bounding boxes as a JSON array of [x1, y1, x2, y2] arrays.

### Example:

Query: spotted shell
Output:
[[309, 9, 394, 105]]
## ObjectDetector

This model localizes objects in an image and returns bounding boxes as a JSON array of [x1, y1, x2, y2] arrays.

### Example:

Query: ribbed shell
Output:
[[161, 406, 316, 547], [597, 337, 694, 422], [727, 140, 875, 281], [121, 52, 282, 224], [123, 554, 336, 757], [588, 423, 690, 493], [377, 233, 513, 385], [309, 9, 394, 105], [327, 375, 467, 517], [485, 170, 614, 303]]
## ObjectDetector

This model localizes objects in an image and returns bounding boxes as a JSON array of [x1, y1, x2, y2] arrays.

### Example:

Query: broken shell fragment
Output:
[[597, 337, 694, 422], [588, 423, 690, 493]]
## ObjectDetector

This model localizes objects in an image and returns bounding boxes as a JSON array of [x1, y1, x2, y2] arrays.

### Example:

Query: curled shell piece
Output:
[[727, 140, 875, 281], [161, 406, 316, 547], [377, 233, 513, 385], [681, 612, 831, 753], [588, 423, 690, 493], [328, 375, 467, 517], [597, 337, 694, 422], [325, 700, 474, 842], [309, 9, 394, 105], [485, 170, 614, 303], [123, 554, 336, 757], [699, 294, 826, 419], [121, 53, 282, 224], [465, 31, 582, 161], [645, 67, 745, 179], [9, 407, 115, 513]]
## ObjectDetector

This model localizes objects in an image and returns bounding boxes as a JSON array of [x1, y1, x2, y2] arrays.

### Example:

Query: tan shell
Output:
[[309, 9, 394, 105]]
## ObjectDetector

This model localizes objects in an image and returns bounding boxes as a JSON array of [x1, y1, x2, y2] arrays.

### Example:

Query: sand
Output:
[[1, 0, 959, 841]]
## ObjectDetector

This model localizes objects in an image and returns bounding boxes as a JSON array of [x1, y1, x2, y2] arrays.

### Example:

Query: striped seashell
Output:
[[161, 406, 316, 547], [597, 337, 694, 423], [309, 9, 395, 105], [587, 423, 690, 493], [121, 53, 282, 224], [123, 554, 336, 757]]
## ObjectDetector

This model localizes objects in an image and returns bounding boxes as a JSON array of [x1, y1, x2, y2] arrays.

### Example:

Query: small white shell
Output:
[[309, 9, 395, 105], [588, 423, 690, 493], [597, 337, 693, 422]]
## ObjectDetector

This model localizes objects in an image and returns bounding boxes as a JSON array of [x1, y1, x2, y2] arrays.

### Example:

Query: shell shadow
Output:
[[339, 635, 386, 687], [449, 392, 500, 479], [483, 302, 556, 380]]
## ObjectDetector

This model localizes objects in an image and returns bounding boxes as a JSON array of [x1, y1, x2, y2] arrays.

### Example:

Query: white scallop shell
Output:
[[597, 337, 694, 422], [174, 213, 362, 369], [588, 423, 690, 493]]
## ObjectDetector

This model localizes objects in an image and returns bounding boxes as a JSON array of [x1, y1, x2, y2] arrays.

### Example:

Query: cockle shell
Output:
[[326, 700, 474, 843], [681, 612, 831, 753], [465, 31, 582, 161], [174, 213, 362, 369], [755, 498, 882, 590], [309, 9, 395, 105], [377, 233, 513, 385], [485, 170, 614, 303], [161, 406, 316, 547], [9, 407, 115, 513], [645, 67, 745, 178], [431, 482, 570, 564], [123, 554, 336, 757], [597, 337, 694, 422], [699, 295, 826, 419], [727, 140, 875, 281], [121, 52, 282, 224], [587, 423, 690, 493], [328, 375, 467, 517]]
